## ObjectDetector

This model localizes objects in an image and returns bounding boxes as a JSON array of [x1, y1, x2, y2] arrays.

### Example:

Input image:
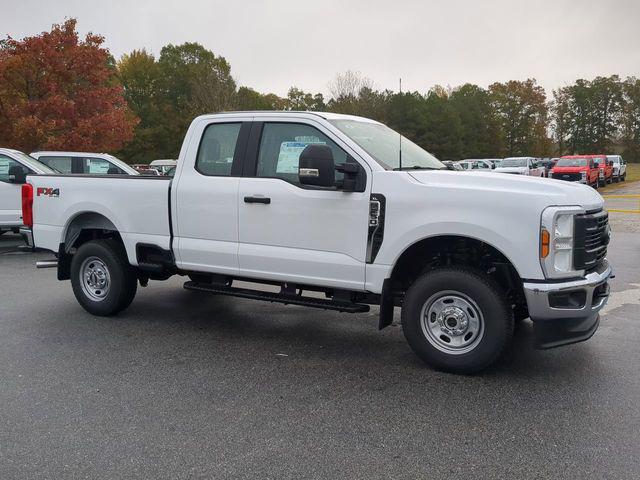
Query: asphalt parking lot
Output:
[[1, 224, 639, 479]]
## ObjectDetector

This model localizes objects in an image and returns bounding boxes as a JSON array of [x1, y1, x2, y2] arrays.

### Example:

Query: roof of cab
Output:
[[193, 111, 382, 124]]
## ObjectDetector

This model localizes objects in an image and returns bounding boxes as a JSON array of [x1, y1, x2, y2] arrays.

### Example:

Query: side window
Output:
[[38, 156, 72, 173], [0, 155, 29, 183], [84, 157, 121, 174], [196, 123, 242, 176], [256, 123, 348, 185]]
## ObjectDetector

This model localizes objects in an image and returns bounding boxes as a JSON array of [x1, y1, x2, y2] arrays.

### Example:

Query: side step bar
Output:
[[183, 281, 370, 313]]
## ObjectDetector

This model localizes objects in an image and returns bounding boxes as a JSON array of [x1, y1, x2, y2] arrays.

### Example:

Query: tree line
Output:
[[2, 20, 640, 163]]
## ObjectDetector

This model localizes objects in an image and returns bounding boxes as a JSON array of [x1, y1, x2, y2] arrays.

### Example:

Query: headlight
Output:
[[540, 206, 585, 279], [580, 171, 587, 181], [599, 170, 604, 178]]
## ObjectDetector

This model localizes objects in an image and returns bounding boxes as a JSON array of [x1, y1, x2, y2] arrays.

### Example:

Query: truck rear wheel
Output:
[[401, 267, 514, 374], [70, 239, 137, 316]]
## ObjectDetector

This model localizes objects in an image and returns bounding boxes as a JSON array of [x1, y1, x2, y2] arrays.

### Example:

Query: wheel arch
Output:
[[388, 234, 526, 316]]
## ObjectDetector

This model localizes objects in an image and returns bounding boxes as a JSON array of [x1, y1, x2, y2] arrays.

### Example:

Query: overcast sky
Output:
[[1, 0, 638, 96]]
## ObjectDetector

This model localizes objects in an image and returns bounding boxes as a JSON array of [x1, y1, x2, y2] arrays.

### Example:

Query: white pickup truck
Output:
[[17, 112, 612, 373]]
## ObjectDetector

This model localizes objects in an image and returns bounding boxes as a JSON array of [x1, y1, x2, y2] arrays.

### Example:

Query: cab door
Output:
[[0, 155, 30, 227], [237, 120, 371, 291], [173, 118, 251, 275]]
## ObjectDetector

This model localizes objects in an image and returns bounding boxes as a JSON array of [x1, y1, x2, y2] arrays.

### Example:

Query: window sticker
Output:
[[275, 139, 325, 174]]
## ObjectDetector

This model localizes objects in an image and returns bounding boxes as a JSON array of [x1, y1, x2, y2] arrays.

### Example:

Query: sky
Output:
[[1, 0, 638, 97]]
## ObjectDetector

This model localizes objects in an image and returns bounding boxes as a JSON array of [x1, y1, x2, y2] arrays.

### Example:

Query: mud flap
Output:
[[378, 278, 395, 330]]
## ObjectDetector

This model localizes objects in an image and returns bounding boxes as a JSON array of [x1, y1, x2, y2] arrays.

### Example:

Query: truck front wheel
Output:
[[70, 239, 137, 316], [401, 267, 514, 374]]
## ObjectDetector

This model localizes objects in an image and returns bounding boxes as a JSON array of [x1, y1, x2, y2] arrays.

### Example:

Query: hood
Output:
[[407, 170, 603, 211], [552, 165, 587, 173], [495, 166, 528, 174]]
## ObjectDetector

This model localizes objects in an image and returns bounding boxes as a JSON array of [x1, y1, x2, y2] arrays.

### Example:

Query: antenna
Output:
[[398, 78, 403, 171]]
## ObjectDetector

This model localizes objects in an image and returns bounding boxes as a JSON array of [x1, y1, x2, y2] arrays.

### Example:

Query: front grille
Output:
[[552, 172, 582, 181], [573, 210, 609, 272]]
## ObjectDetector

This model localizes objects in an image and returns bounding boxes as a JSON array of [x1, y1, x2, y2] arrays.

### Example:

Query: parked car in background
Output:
[[456, 159, 494, 170], [607, 155, 627, 182], [540, 158, 558, 177], [0, 148, 57, 235], [441, 161, 463, 171], [19, 111, 612, 374], [550, 156, 600, 188], [495, 157, 545, 176], [31, 152, 139, 176], [149, 159, 177, 175], [560, 155, 612, 187]]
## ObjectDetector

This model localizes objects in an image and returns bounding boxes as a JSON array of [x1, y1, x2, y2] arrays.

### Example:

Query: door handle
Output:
[[244, 196, 271, 204]]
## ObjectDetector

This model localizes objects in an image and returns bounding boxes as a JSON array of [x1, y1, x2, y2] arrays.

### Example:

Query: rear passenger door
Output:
[[237, 120, 371, 291], [173, 118, 251, 275]]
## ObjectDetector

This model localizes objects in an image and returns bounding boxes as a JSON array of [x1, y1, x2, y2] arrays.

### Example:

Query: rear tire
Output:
[[622, 172, 626, 182], [70, 239, 137, 316], [401, 267, 514, 374]]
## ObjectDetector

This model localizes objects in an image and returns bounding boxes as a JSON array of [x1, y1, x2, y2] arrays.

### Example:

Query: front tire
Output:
[[70, 239, 137, 316], [402, 267, 514, 374]]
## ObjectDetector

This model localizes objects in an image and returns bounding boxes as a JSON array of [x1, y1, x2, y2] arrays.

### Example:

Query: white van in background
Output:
[[31, 151, 139, 176]]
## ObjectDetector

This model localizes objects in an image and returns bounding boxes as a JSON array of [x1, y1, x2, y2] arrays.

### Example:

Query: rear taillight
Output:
[[21, 183, 33, 227]]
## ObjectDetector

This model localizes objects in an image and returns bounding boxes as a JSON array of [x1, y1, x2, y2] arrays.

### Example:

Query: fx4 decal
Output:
[[36, 187, 60, 197]]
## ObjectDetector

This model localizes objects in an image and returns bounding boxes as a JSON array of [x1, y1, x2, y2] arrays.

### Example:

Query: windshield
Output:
[[13, 151, 58, 174], [501, 158, 528, 167], [105, 155, 139, 175], [329, 120, 444, 170], [556, 158, 587, 167]]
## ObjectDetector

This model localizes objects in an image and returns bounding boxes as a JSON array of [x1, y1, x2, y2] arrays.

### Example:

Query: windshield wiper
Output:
[[392, 165, 445, 171]]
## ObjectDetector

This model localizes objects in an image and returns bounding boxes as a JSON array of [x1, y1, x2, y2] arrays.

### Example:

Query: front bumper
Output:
[[523, 261, 612, 349]]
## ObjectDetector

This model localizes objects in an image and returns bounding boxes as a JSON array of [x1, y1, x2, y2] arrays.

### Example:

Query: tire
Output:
[[401, 267, 514, 374], [592, 180, 598, 189], [599, 178, 605, 188], [622, 172, 626, 182], [70, 239, 137, 316], [614, 174, 620, 183]]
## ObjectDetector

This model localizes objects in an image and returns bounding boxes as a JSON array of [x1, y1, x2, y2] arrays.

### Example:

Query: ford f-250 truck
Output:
[[15, 112, 612, 373]]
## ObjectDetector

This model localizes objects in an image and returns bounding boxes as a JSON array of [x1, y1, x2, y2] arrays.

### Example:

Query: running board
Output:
[[183, 281, 370, 313]]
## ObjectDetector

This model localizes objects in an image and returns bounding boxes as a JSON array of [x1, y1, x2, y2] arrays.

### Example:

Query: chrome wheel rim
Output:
[[80, 256, 111, 302], [420, 290, 484, 354]]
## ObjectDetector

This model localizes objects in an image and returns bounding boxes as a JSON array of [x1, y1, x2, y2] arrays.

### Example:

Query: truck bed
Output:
[[29, 174, 172, 265]]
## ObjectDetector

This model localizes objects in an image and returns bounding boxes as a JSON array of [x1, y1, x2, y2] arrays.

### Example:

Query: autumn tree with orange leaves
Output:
[[0, 19, 137, 152]]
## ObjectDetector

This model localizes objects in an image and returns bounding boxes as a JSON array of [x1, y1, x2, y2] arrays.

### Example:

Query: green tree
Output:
[[449, 84, 503, 158], [157, 42, 236, 155], [622, 77, 640, 162], [419, 88, 463, 160], [489, 79, 550, 157], [117, 49, 167, 162], [286, 87, 325, 111]]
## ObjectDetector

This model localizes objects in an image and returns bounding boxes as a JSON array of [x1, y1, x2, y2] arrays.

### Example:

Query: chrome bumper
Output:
[[523, 262, 612, 349]]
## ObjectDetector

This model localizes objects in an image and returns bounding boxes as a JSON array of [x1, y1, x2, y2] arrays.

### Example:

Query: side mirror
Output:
[[8, 165, 27, 184], [299, 145, 335, 188], [594, 161, 600, 167], [608, 160, 614, 167]]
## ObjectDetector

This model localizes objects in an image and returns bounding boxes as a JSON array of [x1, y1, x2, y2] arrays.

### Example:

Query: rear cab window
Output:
[[38, 156, 73, 173], [196, 123, 242, 176]]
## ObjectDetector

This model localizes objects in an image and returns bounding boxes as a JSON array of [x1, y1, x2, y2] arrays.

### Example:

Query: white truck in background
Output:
[[0, 148, 57, 235], [495, 157, 545, 176], [16, 112, 612, 373]]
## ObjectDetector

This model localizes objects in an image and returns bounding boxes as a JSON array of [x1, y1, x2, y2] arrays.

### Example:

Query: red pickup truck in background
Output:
[[551, 155, 601, 188], [588, 154, 614, 186]]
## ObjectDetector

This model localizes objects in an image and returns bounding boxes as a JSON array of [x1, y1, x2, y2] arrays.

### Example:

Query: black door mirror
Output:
[[8, 165, 27, 184], [608, 160, 614, 167], [299, 145, 335, 187]]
